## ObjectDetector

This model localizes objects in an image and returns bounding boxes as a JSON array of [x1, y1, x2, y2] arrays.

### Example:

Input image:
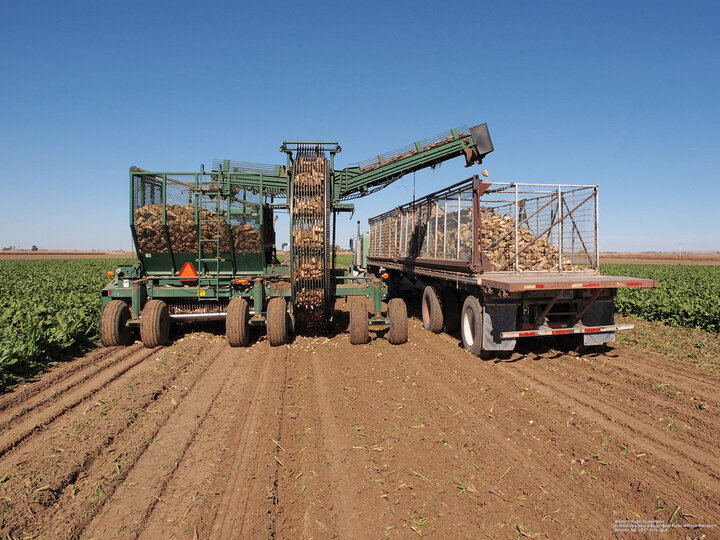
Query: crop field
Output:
[[603, 264, 720, 333], [0, 260, 718, 538], [0, 259, 129, 390]]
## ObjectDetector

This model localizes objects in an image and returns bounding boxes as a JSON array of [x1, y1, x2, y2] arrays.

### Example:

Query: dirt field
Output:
[[0, 305, 718, 539]]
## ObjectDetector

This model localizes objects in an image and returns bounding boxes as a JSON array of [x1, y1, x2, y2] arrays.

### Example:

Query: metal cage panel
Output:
[[368, 179, 598, 273]]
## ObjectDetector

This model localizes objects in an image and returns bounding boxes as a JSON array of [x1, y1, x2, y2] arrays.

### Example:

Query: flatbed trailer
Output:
[[364, 175, 658, 355]]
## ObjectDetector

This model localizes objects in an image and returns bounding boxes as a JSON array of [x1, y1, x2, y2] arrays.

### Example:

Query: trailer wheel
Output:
[[140, 300, 170, 348], [387, 298, 408, 345], [422, 286, 443, 333], [100, 300, 132, 347], [349, 300, 369, 345], [226, 298, 250, 347], [460, 295, 484, 357], [442, 288, 460, 333], [266, 297, 288, 346]]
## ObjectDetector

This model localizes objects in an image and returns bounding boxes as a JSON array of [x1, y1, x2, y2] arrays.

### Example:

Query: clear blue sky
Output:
[[1, 1, 718, 252]]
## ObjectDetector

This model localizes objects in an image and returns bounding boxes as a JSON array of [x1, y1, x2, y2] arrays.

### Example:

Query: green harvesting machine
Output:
[[100, 124, 494, 348]]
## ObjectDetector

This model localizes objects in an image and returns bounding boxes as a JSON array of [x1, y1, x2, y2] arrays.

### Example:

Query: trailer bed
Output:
[[368, 258, 657, 293]]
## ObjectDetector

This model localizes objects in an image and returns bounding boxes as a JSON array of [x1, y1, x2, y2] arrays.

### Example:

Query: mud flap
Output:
[[483, 303, 517, 351], [582, 297, 615, 346]]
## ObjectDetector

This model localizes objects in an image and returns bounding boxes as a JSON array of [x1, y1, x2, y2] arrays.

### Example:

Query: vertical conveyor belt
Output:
[[291, 146, 330, 331]]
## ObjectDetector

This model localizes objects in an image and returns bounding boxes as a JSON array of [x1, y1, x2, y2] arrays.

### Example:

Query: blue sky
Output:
[[0, 1, 717, 251]]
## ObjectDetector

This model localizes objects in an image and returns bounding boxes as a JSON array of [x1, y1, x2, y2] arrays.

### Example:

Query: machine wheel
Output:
[[140, 300, 170, 348], [442, 288, 460, 333], [226, 298, 250, 347], [349, 300, 369, 345], [421, 285, 443, 333], [100, 300, 131, 347], [266, 297, 288, 346], [460, 295, 485, 357], [387, 298, 408, 345]]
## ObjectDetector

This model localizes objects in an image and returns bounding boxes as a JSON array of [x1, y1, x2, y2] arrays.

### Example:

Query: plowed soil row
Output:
[[0, 305, 718, 539]]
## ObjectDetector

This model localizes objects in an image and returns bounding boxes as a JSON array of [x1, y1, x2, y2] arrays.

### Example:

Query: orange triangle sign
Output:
[[178, 262, 198, 283]]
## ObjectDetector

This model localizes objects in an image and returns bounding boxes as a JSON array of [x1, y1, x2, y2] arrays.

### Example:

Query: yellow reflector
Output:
[[106, 270, 114, 278]]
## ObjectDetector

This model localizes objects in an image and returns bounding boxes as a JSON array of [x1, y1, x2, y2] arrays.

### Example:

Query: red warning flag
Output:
[[178, 262, 199, 283]]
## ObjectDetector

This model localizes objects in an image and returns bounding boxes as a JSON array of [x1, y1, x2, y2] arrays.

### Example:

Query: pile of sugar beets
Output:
[[134, 204, 261, 253]]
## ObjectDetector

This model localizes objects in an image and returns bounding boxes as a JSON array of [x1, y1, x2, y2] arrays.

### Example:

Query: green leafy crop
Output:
[[0, 258, 130, 390], [602, 264, 720, 334]]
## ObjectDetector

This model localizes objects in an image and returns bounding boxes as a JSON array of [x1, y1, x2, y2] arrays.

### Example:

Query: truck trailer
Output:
[[363, 175, 658, 356]]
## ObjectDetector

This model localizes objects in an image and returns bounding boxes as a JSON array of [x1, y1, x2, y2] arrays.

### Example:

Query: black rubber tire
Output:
[[442, 287, 460, 333], [100, 300, 131, 347], [421, 285, 444, 333], [387, 298, 408, 345], [266, 297, 288, 347], [140, 300, 170, 348], [226, 298, 250, 347], [460, 295, 484, 357], [349, 300, 369, 345]]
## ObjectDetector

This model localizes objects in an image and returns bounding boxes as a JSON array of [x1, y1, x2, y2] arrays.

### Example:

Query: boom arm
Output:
[[333, 123, 493, 200]]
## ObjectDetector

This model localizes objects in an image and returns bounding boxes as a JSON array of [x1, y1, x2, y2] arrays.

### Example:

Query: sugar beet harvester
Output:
[[100, 124, 495, 348], [362, 176, 659, 357]]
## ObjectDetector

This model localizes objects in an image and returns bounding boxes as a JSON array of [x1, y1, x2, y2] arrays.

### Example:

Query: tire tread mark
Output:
[[81, 342, 232, 538], [310, 357, 365, 539], [510, 362, 720, 493], [210, 347, 277, 539]]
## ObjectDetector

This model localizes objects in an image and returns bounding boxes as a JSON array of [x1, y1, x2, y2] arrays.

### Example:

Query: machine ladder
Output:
[[195, 182, 225, 293]]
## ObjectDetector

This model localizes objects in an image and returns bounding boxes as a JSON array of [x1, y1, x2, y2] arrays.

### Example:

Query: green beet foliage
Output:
[[602, 264, 720, 334], [0, 259, 130, 390]]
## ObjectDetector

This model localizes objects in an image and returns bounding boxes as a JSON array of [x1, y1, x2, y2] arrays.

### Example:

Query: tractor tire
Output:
[[442, 287, 460, 333], [387, 298, 408, 345], [349, 300, 369, 345], [140, 300, 170, 348], [266, 297, 288, 346], [100, 300, 132, 347], [226, 298, 250, 347], [421, 285, 443, 333], [460, 295, 485, 357]]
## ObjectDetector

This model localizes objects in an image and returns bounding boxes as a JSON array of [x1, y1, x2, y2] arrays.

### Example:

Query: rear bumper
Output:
[[501, 324, 634, 340]]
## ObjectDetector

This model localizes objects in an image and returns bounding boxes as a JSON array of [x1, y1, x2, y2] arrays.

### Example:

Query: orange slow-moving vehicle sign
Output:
[[178, 262, 198, 283]]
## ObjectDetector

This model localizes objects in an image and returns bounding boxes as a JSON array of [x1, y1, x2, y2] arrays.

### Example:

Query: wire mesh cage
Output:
[[131, 172, 263, 255], [368, 180, 598, 273]]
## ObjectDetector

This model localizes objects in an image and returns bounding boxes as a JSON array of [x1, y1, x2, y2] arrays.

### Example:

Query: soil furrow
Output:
[[309, 351, 364, 539], [508, 362, 720, 494], [0, 344, 145, 433], [540, 353, 720, 451], [82, 341, 232, 538], [0, 345, 159, 459], [0, 336, 219, 538], [0, 345, 135, 413], [207, 343, 284, 539], [138, 344, 268, 539]]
